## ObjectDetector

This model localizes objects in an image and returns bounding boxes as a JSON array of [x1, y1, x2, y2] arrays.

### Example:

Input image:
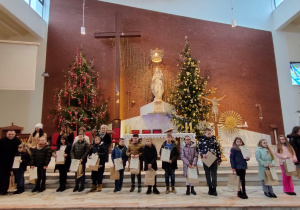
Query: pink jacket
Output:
[[274, 145, 297, 165]]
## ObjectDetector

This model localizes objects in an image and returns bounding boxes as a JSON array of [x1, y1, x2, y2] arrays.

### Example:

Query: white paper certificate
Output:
[[130, 158, 139, 169], [29, 167, 38, 180], [240, 146, 251, 159], [286, 159, 296, 172], [87, 153, 98, 166], [160, 148, 171, 162], [12, 156, 21, 169], [114, 158, 123, 171], [269, 167, 278, 180], [70, 159, 80, 172], [56, 150, 65, 163]]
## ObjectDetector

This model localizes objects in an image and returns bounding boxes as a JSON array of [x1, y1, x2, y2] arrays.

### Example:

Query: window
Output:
[[24, 0, 44, 18], [274, 0, 285, 8]]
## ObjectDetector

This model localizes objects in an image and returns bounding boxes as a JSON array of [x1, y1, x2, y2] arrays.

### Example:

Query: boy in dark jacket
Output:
[[30, 137, 52, 193], [71, 134, 90, 192], [143, 138, 160, 194], [54, 135, 72, 192], [198, 128, 221, 196], [111, 138, 128, 192], [160, 133, 179, 194], [11, 143, 31, 194], [88, 135, 108, 192]]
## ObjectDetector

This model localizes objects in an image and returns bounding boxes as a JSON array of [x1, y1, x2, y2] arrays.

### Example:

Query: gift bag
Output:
[[264, 169, 279, 186], [89, 158, 100, 171], [130, 158, 140, 174], [202, 151, 217, 167], [77, 163, 84, 179], [284, 159, 297, 176], [144, 170, 156, 186], [269, 167, 278, 180], [110, 166, 120, 180], [295, 165, 300, 179], [8, 174, 16, 191], [227, 173, 240, 190], [29, 167, 38, 181], [160, 148, 171, 162], [187, 167, 199, 184]]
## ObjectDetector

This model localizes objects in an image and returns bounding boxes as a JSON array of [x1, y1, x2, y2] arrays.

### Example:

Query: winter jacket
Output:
[[288, 135, 300, 164], [111, 145, 128, 168], [13, 151, 31, 171], [0, 137, 21, 169], [54, 144, 72, 172], [230, 147, 248, 170], [160, 140, 179, 170], [27, 132, 47, 148], [181, 142, 198, 177], [143, 144, 158, 171], [100, 133, 111, 162], [274, 145, 297, 166], [88, 142, 107, 166], [255, 146, 276, 180], [70, 140, 90, 163], [197, 135, 222, 163], [30, 145, 52, 167], [126, 140, 143, 169]]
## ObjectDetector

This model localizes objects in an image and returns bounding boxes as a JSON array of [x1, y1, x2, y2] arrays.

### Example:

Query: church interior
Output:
[[1, 0, 300, 209]]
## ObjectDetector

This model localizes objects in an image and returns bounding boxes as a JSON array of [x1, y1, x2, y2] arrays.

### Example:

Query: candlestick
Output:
[[125, 124, 128, 134], [129, 124, 132, 134], [185, 122, 188, 133]]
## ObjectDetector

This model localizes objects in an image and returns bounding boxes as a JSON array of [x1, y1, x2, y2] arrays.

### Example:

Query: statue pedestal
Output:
[[140, 101, 174, 116]]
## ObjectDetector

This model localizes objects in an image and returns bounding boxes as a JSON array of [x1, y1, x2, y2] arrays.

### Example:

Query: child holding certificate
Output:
[[197, 128, 221, 196], [11, 143, 31, 194], [70, 134, 90, 192], [230, 137, 250, 199], [126, 134, 143, 193], [143, 138, 160, 194], [54, 135, 72, 192], [255, 139, 277, 198], [30, 137, 52, 193], [88, 136, 108, 192], [181, 136, 198, 195], [159, 133, 179, 194], [275, 135, 297, 196], [111, 138, 128, 192]]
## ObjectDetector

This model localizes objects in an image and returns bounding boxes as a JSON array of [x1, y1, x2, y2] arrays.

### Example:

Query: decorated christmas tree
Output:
[[49, 49, 109, 130], [168, 38, 212, 136]]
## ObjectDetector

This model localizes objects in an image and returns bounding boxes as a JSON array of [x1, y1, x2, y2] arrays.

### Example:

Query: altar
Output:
[[123, 133, 196, 158]]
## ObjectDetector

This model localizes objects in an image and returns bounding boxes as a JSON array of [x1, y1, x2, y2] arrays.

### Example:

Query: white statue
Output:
[[151, 67, 164, 102], [203, 95, 226, 122]]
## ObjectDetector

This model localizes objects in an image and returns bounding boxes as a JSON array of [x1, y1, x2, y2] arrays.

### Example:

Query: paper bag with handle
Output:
[[144, 169, 156, 186], [202, 151, 217, 167], [110, 166, 120, 180], [264, 169, 279, 186], [227, 173, 240, 190]]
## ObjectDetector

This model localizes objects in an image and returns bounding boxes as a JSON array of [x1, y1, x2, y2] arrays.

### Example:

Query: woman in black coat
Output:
[[287, 126, 300, 164], [54, 135, 72, 192], [143, 138, 159, 194], [96, 125, 111, 163]]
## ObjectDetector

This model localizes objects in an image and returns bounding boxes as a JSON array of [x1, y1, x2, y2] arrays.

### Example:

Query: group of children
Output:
[[10, 127, 300, 200]]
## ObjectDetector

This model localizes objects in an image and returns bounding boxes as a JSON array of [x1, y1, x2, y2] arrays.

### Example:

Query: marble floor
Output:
[[1, 186, 300, 209]]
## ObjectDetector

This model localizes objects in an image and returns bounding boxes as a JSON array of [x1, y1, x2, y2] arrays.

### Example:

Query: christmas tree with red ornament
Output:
[[49, 49, 109, 130]]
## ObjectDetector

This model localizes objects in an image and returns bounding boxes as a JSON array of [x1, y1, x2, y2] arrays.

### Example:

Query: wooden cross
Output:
[[94, 13, 141, 119]]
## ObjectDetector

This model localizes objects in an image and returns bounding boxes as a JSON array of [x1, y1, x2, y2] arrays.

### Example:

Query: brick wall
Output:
[[42, 0, 283, 136]]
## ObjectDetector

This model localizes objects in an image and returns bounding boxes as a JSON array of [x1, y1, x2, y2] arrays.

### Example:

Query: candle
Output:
[[185, 122, 188, 133], [125, 124, 128, 134], [189, 122, 193, 132], [129, 124, 132, 134]]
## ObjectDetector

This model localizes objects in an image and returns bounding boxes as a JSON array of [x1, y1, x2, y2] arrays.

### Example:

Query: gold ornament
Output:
[[219, 111, 243, 134]]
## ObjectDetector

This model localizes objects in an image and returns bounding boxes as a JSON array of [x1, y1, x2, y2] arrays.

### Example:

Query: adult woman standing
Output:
[[57, 123, 74, 148], [27, 123, 47, 149], [96, 125, 112, 163], [287, 126, 300, 165]]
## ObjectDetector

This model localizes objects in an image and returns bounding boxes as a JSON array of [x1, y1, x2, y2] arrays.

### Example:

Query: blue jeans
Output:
[[14, 169, 25, 190], [114, 169, 124, 190], [203, 161, 218, 188], [165, 169, 175, 186]]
